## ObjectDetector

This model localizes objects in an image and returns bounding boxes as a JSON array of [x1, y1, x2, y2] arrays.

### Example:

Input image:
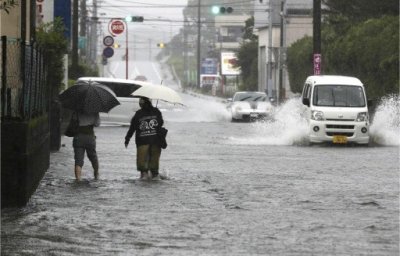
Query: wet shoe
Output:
[[94, 171, 99, 180], [152, 175, 161, 181], [140, 171, 149, 180]]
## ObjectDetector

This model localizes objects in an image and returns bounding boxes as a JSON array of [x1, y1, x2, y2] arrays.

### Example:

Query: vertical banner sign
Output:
[[313, 53, 321, 75], [221, 52, 240, 75], [54, 0, 71, 39], [201, 58, 218, 75]]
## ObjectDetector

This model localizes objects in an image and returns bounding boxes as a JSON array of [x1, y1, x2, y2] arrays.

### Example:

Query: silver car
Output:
[[227, 91, 273, 122]]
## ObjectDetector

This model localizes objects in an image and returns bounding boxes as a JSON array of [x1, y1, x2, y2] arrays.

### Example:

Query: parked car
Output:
[[301, 75, 370, 145], [134, 75, 147, 82], [77, 77, 149, 125], [227, 91, 273, 122]]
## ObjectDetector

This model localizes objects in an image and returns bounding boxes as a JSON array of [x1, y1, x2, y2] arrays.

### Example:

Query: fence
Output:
[[1, 36, 47, 120]]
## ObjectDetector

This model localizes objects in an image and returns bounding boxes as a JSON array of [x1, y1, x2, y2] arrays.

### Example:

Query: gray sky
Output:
[[95, 0, 189, 44]]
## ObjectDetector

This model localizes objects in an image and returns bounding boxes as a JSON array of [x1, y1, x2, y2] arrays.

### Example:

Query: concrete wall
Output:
[[1, 115, 50, 207]]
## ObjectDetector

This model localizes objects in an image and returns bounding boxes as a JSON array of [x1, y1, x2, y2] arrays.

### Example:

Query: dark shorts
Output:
[[73, 134, 98, 168]]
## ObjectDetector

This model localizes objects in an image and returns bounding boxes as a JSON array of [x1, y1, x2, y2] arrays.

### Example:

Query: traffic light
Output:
[[157, 43, 166, 48], [125, 16, 144, 22], [211, 6, 233, 14]]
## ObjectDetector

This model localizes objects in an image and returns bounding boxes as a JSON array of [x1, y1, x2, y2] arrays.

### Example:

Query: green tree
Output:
[[0, 0, 18, 14], [235, 17, 258, 91], [325, 16, 399, 99], [36, 18, 68, 97], [286, 36, 313, 93]]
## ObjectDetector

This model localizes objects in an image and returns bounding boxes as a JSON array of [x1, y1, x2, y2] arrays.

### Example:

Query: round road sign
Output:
[[103, 36, 114, 46], [109, 20, 125, 35], [103, 47, 114, 58]]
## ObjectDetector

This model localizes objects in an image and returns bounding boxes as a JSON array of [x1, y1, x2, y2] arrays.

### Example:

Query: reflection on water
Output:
[[1, 92, 399, 255]]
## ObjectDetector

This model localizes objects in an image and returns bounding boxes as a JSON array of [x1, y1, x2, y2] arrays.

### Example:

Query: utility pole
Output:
[[196, 0, 201, 88], [183, 16, 188, 87], [267, 0, 273, 100], [149, 38, 152, 60], [80, 0, 87, 57], [71, 0, 78, 77], [313, 0, 321, 75], [91, 0, 98, 68], [278, 0, 286, 103]]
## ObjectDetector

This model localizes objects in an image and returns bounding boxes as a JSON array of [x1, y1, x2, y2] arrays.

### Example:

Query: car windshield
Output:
[[233, 92, 266, 102], [313, 85, 365, 107]]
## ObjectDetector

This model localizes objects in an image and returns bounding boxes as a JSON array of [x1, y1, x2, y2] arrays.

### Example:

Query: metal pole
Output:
[[72, 0, 78, 74], [278, 0, 285, 102], [196, 0, 201, 88], [125, 20, 129, 79], [313, 0, 321, 74], [267, 0, 273, 99]]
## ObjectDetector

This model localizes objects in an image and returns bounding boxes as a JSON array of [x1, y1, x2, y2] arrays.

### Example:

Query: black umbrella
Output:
[[59, 80, 120, 113]]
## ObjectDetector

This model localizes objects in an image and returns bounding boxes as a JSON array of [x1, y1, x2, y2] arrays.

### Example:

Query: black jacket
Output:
[[125, 106, 164, 147]]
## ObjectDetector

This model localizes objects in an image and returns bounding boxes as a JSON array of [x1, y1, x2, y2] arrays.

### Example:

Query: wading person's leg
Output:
[[137, 145, 150, 179]]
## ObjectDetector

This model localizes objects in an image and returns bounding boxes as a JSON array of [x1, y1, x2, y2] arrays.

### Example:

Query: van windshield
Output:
[[313, 85, 366, 107]]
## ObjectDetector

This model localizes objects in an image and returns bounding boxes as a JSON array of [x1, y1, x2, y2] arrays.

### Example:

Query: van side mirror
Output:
[[302, 98, 310, 106], [227, 98, 232, 103]]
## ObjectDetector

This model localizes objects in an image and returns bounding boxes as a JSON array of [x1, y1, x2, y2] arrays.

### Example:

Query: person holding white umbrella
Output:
[[124, 97, 164, 180]]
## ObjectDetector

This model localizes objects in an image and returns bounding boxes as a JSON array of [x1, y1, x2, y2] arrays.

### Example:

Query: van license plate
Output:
[[333, 135, 347, 144], [250, 113, 258, 118]]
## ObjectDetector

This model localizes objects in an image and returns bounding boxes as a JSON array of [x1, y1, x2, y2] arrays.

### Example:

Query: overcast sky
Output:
[[94, 0, 189, 44]]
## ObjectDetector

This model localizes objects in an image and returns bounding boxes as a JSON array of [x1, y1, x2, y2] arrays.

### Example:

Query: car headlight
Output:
[[311, 110, 324, 121], [235, 106, 242, 112], [356, 112, 369, 122]]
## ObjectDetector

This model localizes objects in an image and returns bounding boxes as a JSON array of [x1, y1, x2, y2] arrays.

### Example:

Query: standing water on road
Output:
[[228, 96, 400, 147], [1, 93, 399, 255]]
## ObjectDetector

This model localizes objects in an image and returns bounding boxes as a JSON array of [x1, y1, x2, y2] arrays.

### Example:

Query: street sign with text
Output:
[[314, 53, 321, 75], [109, 20, 125, 35]]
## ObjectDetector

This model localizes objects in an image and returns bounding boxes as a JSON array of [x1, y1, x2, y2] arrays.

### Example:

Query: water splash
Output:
[[370, 94, 400, 146], [165, 93, 231, 122], [228, 98, 309, 146]]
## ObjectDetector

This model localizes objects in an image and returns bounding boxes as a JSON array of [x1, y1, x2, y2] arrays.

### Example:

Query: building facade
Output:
[[254, 0, 313, 101]]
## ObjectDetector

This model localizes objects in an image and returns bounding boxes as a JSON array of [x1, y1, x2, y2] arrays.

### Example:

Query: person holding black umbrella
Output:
[[59, 80, 121, 181], [73, 111, 100, 181], [124, 97, 164, 180]]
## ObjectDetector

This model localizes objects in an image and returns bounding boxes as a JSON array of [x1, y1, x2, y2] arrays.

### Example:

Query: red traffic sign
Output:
[[109, 20, 125, 35]]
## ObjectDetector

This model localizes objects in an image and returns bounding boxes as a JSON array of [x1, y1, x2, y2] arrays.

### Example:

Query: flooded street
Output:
[[2, 94, 399, 255]]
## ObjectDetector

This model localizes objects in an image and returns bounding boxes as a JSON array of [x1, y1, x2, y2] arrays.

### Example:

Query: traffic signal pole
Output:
[[197, 0, 201, 88]]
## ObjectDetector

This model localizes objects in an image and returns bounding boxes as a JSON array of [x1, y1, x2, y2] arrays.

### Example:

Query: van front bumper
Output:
[[308, 120, 370, 144]]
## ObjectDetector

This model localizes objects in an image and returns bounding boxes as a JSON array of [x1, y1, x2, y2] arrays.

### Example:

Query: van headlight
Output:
[[356, 112, 369, 122], [311, 110, 324, 121]]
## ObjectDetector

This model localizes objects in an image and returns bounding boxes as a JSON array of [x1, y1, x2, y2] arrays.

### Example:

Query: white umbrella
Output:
[[131, 84, 183, 105]]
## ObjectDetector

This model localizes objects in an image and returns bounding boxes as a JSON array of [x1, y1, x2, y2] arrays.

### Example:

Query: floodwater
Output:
[[1, 94, 399, 255]]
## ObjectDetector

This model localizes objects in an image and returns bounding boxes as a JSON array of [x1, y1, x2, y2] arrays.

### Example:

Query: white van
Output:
[[77, 77, 149, 125], [301, 75, 370, 145]]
